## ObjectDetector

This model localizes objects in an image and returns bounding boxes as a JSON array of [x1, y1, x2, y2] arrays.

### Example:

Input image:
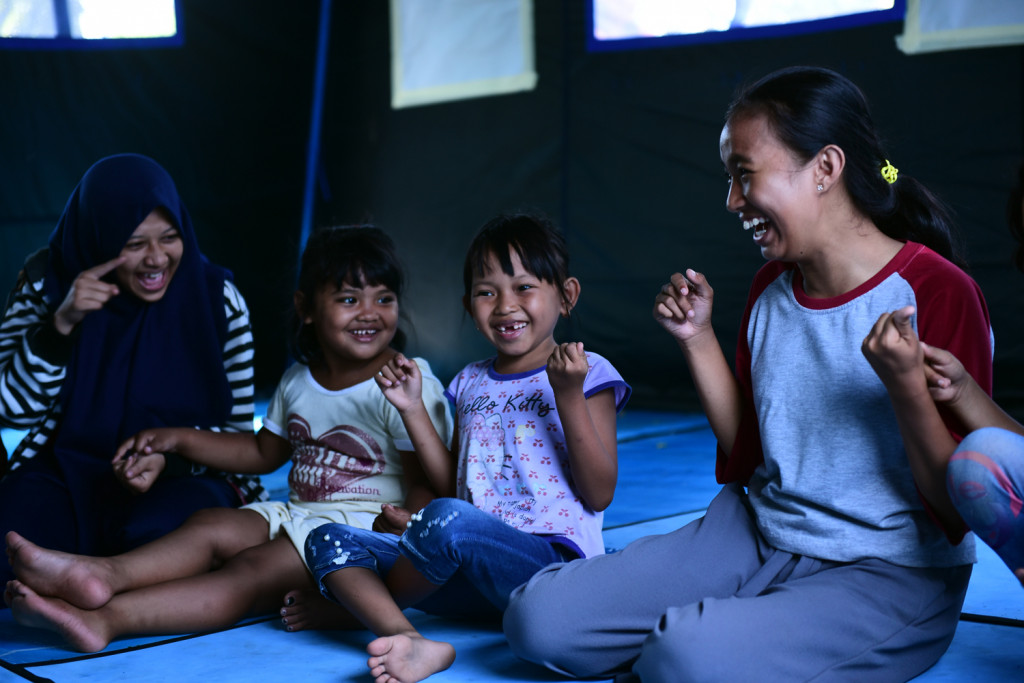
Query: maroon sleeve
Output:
[[901, 247, 993, 541], [903, 249, 993, 422], [715, 263, 788, 484]]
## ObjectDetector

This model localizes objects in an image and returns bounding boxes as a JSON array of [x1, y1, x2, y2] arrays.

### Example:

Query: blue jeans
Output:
[[305, 498, 572, 618]]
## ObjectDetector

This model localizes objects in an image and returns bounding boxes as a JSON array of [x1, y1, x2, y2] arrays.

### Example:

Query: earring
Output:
[[816, 184, 824, 192]]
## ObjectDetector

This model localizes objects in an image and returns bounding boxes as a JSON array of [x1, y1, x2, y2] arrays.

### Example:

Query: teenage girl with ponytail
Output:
[[503, 66, 992, 682]]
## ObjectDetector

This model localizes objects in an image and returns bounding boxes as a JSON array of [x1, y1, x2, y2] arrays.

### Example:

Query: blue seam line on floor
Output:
[[2, 657, 52, 683], [11, 615, 278, 669], [959, 613, 1024, 629]]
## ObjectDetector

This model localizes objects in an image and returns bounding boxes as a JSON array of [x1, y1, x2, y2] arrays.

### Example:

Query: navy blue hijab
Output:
[[44, 154, 233, 469]]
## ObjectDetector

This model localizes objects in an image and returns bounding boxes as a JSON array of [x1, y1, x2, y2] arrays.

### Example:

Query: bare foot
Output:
[[366, 633, 455, 683], [1015, 568, 1024, 588], [279, 588, 361, 632], [7, 580, 112, 653], [6, 531, 113, 609]]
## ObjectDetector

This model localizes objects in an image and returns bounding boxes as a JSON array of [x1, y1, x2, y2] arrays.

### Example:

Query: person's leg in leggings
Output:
[[947, 426, 1024, 581]]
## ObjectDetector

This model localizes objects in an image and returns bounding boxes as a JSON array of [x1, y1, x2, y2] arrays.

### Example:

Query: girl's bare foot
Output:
[[366, 633, 455, 683], [6, 531, 114, 609], [7, 580, 112, 653], [279, 588, 360, 631]]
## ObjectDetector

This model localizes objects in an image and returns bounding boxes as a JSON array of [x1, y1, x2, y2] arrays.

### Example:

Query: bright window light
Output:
[[590, 0, 902, 50], [1, 0, 180, 47], [0, 0, 56, 38], [76, 0, 176, 39], [594, 0, 737, 39]]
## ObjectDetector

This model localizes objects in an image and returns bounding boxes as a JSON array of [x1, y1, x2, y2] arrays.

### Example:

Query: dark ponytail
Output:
[[726, 66, 966, 268]]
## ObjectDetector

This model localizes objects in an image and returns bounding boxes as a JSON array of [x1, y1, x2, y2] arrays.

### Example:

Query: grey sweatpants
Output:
[[503, 483, 970, 683]]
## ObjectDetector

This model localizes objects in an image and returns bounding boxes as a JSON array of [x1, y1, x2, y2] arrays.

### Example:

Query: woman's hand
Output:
[[653, 269, 714, 345], [53, 255, 127, 335], [112, 451, 167, 494]]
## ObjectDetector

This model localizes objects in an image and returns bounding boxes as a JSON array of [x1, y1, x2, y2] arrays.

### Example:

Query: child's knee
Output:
[[303, 523, 384, 586], [401, 498, 476, 556], [946, 432, 1006, 504], [413, 497, 475, 526], [947, 439, 1008, 511]]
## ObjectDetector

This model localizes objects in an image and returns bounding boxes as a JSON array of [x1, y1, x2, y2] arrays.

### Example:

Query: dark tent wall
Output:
[[1, 1, 1022, 420]]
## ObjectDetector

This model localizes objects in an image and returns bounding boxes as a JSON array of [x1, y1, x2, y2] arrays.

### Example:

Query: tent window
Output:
[[589, 0, 903, 51], [0, 0, 181, 48]]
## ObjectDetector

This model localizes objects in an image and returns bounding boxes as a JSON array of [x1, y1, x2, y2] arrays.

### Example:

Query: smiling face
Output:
[[720, 113, 820, 262], [304, 280, 399, 366], [115, 208, 183, 302], [466, 249, 573, 375]]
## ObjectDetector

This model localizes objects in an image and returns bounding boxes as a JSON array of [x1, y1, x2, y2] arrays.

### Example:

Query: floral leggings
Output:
[[947, 426, 1024, 576]]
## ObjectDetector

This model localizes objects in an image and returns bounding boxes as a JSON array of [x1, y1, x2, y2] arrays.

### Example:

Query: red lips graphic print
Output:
[[287, 415, 386, 501]]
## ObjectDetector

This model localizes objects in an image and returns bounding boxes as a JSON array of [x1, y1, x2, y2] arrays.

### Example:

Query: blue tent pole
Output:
[[298, 0, 333, 264], [53, 0, 71, 38]]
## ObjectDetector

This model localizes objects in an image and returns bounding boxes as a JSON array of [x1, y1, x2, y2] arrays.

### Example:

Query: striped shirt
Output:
[[0, 269, 266, 503]]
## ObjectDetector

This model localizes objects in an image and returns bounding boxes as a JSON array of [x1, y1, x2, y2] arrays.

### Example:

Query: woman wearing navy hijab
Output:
[[0, 154, 264, 589]]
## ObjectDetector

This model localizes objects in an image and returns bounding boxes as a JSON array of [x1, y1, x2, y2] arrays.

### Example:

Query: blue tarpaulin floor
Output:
[[2, 410, 1022, 682]]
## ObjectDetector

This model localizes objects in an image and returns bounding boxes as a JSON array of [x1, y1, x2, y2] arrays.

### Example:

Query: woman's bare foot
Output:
[[279, 588, 360, 632], [6, 532, 114, 609], [366, 633, 455, 683], [7, 580, 112, 653]]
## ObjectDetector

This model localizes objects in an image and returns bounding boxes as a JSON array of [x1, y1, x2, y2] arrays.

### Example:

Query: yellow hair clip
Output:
[[881, 160, 898, 184]]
